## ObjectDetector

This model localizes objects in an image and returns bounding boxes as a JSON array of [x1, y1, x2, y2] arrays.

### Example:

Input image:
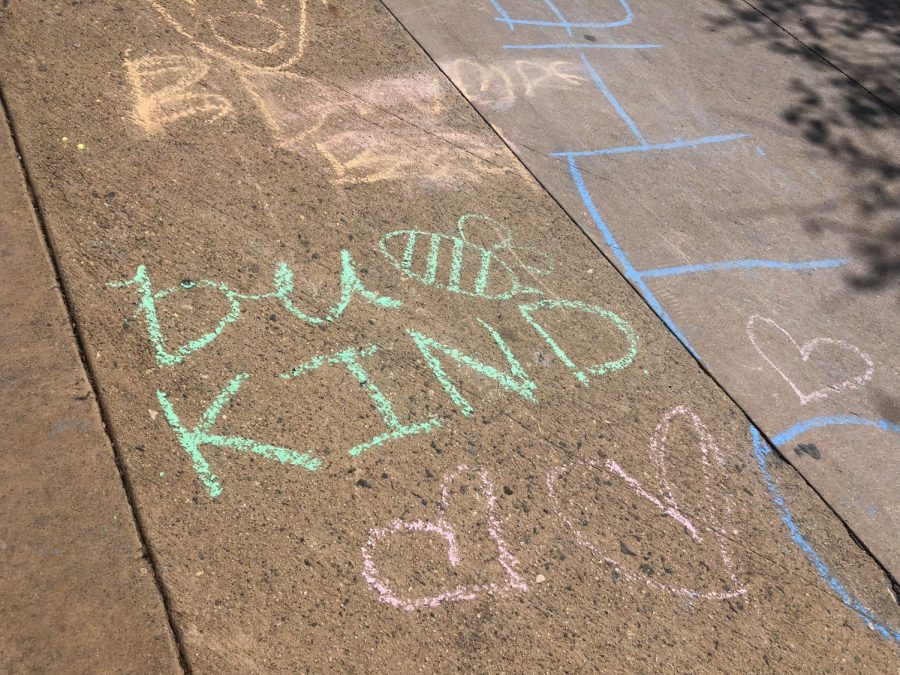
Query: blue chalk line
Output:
[[639, 258, 850, 278], [751, 424, 899, 642]]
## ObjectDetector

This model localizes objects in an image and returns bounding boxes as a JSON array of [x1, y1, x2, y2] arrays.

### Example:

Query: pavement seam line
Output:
[[736, 0, 900, 116], [1, 5, 894, 658], [374, 0, 900, 595], [0, 80, 193, 674]]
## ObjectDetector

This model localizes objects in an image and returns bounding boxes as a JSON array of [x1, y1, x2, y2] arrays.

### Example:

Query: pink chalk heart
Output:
[[747, 315, 874, 406], [361, 465, 527, 610], [548, 406, 746, 600]]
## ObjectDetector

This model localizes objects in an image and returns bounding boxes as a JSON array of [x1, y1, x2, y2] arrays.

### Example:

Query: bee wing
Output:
[[456, 214, 513, 251], [512, 245, 555, 277]]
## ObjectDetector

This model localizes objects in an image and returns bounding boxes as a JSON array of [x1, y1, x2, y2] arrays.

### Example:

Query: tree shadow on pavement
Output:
[[708, 0, 900, 293]]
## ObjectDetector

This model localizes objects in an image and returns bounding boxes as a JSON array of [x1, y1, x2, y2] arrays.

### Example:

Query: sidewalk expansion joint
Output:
[[0, 80, 193, 674], [738, 0, 900, 117], [376, 0, 899, 596]]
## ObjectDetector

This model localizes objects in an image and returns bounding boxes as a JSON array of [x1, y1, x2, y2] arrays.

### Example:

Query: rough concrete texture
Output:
[[0, 0, 897, 671], [382, 0, 900, 580], [0, 105, 180, 670]]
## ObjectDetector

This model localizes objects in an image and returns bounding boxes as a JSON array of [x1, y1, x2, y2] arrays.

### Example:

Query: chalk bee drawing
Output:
[[547, 406, 746, 600], [362, 464, 528, 610], [747, 315, 874, 406], [379, 214, 553, 301]]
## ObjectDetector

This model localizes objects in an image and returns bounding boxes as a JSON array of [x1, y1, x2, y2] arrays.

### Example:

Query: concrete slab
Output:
[[708, 0, 900, 112], [0, 0, 898, 670], [0, 102, 180, 670], [382, 0, 900, 582]]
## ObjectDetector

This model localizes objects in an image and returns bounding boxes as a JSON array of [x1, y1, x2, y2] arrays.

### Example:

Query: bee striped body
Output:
[[379, 229, 539, 301]]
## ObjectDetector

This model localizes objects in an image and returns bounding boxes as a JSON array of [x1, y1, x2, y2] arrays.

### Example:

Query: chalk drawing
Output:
[[553, 134, 753, 159], [771, 415, 900, 445], [518, 299, 638, 385], [245, 72, 445, 150], [446, 60, 515, 108], [124, 54, 234, 134], [332, 135, 514, 186], [331, 73, 449, 118], [135, 0, 521, 186], [315, 144, 403, 185], [206, 12, 288, 56], [445, 58, 585, 109], [578, 50, 646, 144], [296, 250, 402, 322], [751, 424, 899, 642], [503, 42, 661, 51], [408, 319, 536, 416], [476, 0, 896, 641], [142, 1, 310, 72], [747, 315, 874, 405], [361, 465, 528, 610], [493, 0, 635, 32], [240, 70, 518, 186], [515, 59, 585, 96], [157, 373, 321, 499], [379, 214, 550, 301], [547, 406, 746, 600], [638, 258, 850, 278], [313, 123, 510, 187], [109, 266, 242, 368], [280, 345, 442, 456], [137, 5, 510, 184], [108, 253, 399, 367]]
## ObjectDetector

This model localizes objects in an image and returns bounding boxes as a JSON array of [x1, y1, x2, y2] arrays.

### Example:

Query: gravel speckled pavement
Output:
[[0, 0, 897, 671], [381, 0, 900, 581]]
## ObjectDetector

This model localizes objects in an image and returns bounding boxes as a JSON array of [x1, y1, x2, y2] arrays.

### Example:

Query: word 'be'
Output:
[[110, 217, 638, 498]]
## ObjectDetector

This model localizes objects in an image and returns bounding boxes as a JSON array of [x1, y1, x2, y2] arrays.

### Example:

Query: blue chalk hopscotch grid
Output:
[[486, 0, 896, 642], [492, 0, 634, 33]]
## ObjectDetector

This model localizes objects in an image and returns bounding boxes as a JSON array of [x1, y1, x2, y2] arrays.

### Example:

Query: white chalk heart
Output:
[[747, 315, 874, 406]]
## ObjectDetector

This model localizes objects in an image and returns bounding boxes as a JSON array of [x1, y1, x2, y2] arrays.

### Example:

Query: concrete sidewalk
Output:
[[0, 0, 897, 671], [0, 104, 180, 671], [383, 0, 900, 582]]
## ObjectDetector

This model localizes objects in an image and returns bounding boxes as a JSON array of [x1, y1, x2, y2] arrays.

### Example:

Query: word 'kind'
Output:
[[109, 216, 640, 498]]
